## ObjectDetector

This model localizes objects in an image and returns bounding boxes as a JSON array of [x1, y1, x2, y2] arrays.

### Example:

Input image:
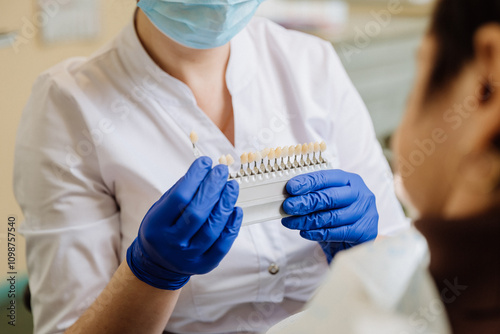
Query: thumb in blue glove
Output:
[[282, 170, 379, 263], [127, 157, 243, 290]]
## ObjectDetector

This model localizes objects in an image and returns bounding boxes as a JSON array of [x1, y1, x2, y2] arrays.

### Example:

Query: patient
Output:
[[268, 0, 500, 333]]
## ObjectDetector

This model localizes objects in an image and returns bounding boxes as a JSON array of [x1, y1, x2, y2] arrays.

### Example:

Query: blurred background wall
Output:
[[0, 0, 432, 332]]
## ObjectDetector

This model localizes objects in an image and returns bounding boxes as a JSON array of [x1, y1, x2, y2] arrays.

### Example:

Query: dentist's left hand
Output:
[[127, 157, 243, 290], [281, 170, 379, 263]]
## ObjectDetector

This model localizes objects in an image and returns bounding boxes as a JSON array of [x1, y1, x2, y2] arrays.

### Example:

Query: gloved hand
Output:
[[282, 170, 378, 263], [127, 157, 243, 290]]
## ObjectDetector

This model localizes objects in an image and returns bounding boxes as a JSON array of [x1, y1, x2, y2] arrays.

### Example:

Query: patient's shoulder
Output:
[[267, 229, 451, 334], [331, 228, 430, 306]]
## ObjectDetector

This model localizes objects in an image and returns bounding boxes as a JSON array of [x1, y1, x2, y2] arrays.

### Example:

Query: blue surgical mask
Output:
[[137, 0, 265, 50]]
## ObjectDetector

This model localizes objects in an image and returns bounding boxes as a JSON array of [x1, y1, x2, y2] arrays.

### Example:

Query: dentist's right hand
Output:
[[127, 157, 243, 291]]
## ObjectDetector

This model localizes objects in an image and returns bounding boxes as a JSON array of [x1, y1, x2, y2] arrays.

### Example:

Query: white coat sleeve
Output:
[[14, 72, 121, 334], [325, 45, 409, 235]]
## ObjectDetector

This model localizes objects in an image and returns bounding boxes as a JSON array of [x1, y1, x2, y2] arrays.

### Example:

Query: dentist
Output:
[[14, 1, 408, 333]]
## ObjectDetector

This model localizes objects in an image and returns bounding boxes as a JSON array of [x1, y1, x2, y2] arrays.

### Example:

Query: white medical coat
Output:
[[14, 16, 408, 334], [267, 228, 452, 334]]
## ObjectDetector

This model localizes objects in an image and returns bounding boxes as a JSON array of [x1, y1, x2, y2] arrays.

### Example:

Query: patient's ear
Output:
[[473, 24, 500, 152], [457, 24, 500, 195], [474, 23, 500, 104]]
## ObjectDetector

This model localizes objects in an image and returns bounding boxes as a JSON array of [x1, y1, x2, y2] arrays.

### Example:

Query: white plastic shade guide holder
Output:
[[38, 0, 100, 44], [0, 31, 17, 49], [235, 162, 334, 226]]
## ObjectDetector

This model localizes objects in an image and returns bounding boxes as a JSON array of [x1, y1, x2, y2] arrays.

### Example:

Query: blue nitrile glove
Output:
[[127, 157, 243, 290], [282, 170, 379, 263]]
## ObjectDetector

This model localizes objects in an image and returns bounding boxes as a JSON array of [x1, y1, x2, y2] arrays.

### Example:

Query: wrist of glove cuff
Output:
[[320, 241, 354, 264], [126, 238, 191, 290]]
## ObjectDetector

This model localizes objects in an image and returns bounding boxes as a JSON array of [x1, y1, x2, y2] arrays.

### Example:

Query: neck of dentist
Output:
[[135, 8, 235, 145]]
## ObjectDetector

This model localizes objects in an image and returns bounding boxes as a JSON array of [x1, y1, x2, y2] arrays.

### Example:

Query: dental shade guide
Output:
[[188, 131, 334, 226], [234, 141, 333, 226]]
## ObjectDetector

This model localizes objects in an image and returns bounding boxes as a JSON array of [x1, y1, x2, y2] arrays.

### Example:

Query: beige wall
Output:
[[0, 0, 136, 276]]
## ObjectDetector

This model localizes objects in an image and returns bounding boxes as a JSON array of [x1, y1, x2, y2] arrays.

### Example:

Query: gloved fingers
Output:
[[286, 169, 352, 196], [299, 226, 351, 243], [301, 225, 376, 244], [282, 186, 357, 216], [152, 157, 213, 226], [189, 181, 240, 253], [281, 203, 364, 230], [174, 164, 229, 243], [204, 207, 243, 261]]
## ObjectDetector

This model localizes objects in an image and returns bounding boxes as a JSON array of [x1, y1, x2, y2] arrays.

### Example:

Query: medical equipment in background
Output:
[[38, 0, 100, 44], [190, 132, 336, 226], [0, 31, 17, 49], [256, 0, 349, 31]]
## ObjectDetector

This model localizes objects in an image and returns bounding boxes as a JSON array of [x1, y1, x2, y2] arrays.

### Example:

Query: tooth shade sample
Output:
[[320, 141, 327, 152], [219, 155, 227, 165], [255, 151, 263, 162], [248, 152, 256, 164], [269, 149, 277, 160], [294, 145, 302, 156], [240, 153, 249, 164], [275, 147, 282, 158], [301, 144, 308, 155], [226, 154, 235, 166], [189, 131, 199, 144], [282, 146, 289, 157]]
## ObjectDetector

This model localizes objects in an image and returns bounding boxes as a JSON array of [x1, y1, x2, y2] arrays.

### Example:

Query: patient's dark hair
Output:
[[428, 0, 500, 94]]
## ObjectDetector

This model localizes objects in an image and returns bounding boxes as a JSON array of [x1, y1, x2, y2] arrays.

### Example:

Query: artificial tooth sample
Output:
[[261, 148, 270, 159], [275, 147, 284, 170], [301, 144, 308, 166], [240, 153, 249, 176], [247, 152, 255, 175], [313, 142, 320, 164], [226, 154, 235, 166], [268, 148, 276, 171], [320, 141, 327, 163], [281, 146, 289, 169], [255, 151, 264, 174], [307, 143, 314, 165], [287, 146, 295, 168], [190, 131, 198, 146], [294, 145, 301, 167], [190, 131, 200, 157]]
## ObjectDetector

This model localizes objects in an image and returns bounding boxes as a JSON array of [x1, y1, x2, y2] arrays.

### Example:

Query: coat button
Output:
[[268, 263, 280, 275]]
